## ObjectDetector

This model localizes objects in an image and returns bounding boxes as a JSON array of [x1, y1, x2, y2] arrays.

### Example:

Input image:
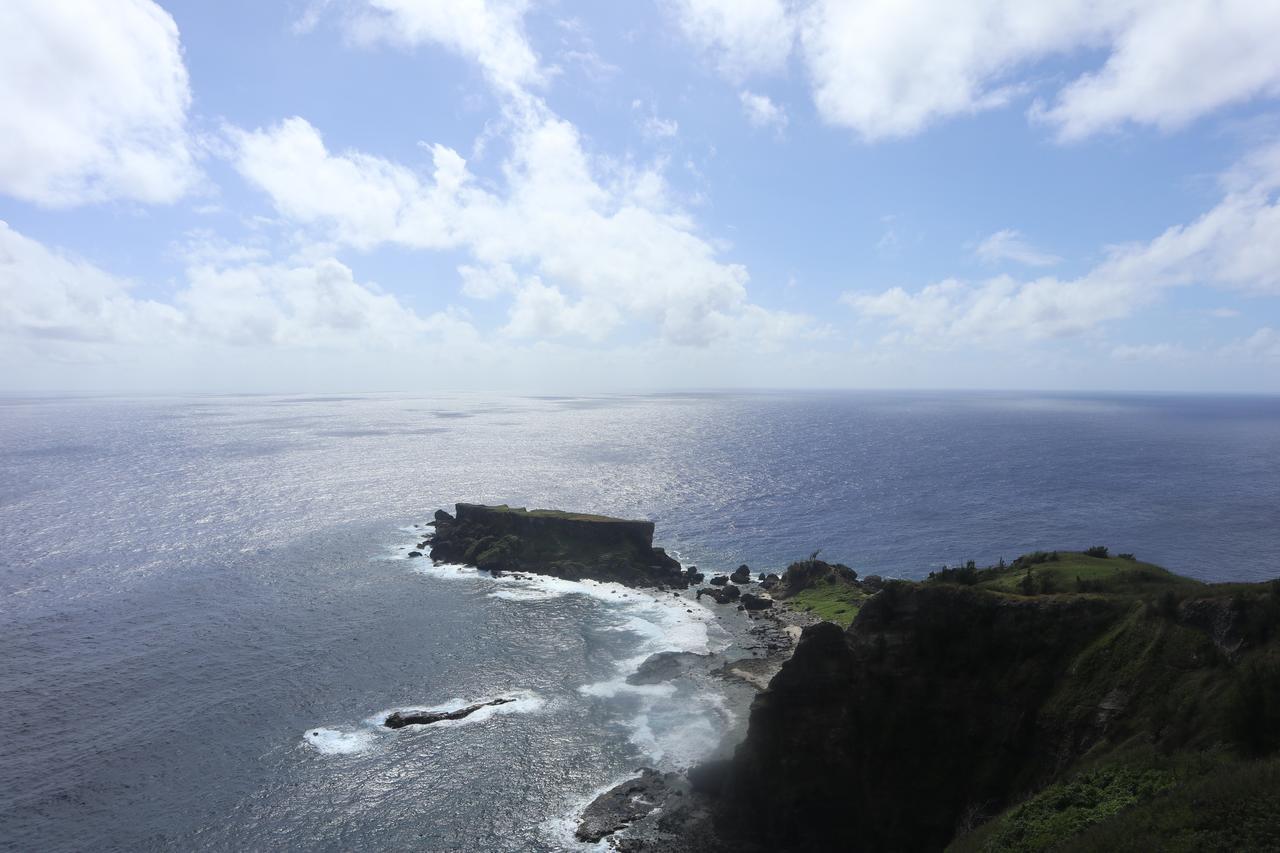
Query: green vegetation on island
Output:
[[709, 547, 1280, 852], [770, 552, 876, 627]]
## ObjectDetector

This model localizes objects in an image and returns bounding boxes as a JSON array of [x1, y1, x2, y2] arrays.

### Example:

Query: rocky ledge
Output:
[[428, 503, 692, 588]]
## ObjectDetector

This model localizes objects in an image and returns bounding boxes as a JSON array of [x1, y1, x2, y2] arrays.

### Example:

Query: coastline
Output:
[[390, 510, 816, 848]]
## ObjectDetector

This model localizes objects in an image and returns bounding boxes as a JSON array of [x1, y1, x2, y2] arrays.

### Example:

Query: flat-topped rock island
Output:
[[427, 503, 695, 588]]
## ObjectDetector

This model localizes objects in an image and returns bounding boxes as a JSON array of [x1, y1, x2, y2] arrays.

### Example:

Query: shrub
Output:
[[1008, 548, 1059, 568], [1085, 546, 1110, 558], [1118, 553, 1137, 561], [1227, 661, 1280, 756]]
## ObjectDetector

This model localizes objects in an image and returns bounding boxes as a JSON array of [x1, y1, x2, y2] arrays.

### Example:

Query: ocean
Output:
[[2, 391, 1278, 851]]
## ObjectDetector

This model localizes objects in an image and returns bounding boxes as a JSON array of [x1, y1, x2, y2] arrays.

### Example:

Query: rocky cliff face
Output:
[[705, 570, 1280, 852], [428, 503, 688, 587], [713, 583, 1128, 851]]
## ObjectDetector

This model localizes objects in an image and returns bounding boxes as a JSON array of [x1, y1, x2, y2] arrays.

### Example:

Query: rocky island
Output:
[[426, 503, 693, 588]]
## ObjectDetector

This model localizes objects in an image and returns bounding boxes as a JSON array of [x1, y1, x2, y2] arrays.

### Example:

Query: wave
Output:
[[303, 727, 377, 756], [386, 529, 735, 771]]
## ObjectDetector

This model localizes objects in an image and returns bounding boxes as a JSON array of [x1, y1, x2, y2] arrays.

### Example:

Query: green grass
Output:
[[955, 764, 1176, 852], [480, 504, 637, 523], [958, 751, 1280, 852], [783, 583, 869, 627], [977, 553, 1199, 596], [1065, 755, 1280, 851]]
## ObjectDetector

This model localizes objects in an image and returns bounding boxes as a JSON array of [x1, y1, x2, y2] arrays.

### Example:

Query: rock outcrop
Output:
[[384, 697, 515, 729], [576, 769, 729, 850], [428, 503, 686, 588]]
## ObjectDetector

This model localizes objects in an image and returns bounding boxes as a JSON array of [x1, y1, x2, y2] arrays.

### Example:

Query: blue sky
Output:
[[2, 0, 1279, 392]]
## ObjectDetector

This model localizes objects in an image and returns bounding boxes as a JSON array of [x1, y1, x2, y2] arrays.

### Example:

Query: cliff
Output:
[[428, 503, 688, 588], [704, 552, 1280, 851]]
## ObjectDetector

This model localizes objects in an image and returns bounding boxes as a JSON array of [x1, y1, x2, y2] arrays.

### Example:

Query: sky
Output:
[[2, 0, 1280, 394]]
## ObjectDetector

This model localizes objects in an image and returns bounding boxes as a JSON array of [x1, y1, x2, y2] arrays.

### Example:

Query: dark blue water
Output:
[[2, 391, 1278, 851]]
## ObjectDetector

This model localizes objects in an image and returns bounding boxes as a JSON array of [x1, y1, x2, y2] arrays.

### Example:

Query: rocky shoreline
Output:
[[410, 506, 1280, 850], [569, 597, 816, 851], [416, 503, 824, 849]]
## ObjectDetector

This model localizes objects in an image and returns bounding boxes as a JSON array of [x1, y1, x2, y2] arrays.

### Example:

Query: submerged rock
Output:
[[407, 551, 423, 558], [626, 651, 709, 685], [383, 697, 514, 729]]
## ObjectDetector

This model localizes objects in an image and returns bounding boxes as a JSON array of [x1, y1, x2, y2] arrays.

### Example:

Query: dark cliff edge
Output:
[[428, 503, 689, 588], [698, 553, 1280, 852]]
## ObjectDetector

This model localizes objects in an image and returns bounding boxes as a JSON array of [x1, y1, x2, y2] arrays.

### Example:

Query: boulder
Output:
[[710, 575, 730, 586], [730, 565, 752, 584], [742, 593, 774, 611], [696, 585, 741, 605]]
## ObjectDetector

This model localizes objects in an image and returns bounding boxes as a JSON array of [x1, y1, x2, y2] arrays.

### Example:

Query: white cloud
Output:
[[668, 0, 795, 78], [233, 109, 805, 347], [0, 221, 182, 344], [1038, 0, 1280, 141], [974, 229, 1062, 267], [1222, 327, 1280, 361], [1110, 342, 1189, 362], [347, 0, 544, 95], [739, 90, 788, 131], [668, 0, 1280, 141], [231, 117, 472, 251], [0, 221, 469, 355], [631, 99, 680, 140], [843, 274, 1143, 343], [277, 1, 807, 347], [798, 0, 1116, 140], [844, 139, 1280, 343], [502, 278, 619, 340], [1208, 307, 1241, 319], [178, 260, 452, 349], [642, 116, 680, 139], [0, 0, 198, 206]]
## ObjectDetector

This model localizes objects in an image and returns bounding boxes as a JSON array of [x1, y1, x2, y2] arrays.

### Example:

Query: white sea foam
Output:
[[305, 691, 545, 756], [388, 529, 734, 770], [539, 772, 645, 852], [303, 727, 378, 755], [577, 679, 676, 699]]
